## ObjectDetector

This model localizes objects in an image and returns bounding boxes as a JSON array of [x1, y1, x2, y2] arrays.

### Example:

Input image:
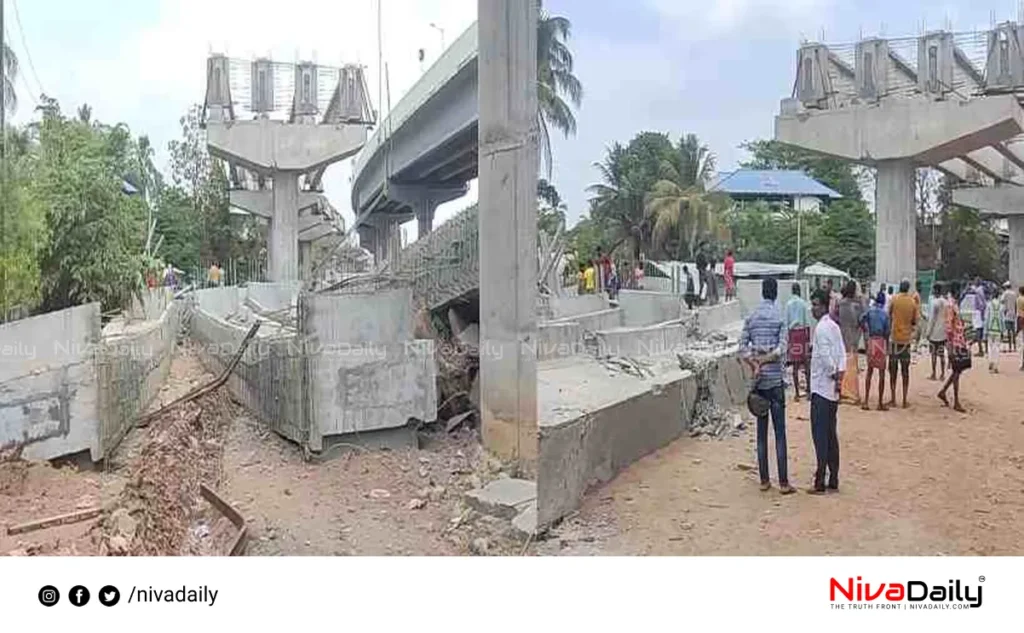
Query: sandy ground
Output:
[[536, 348, 1024, 555]]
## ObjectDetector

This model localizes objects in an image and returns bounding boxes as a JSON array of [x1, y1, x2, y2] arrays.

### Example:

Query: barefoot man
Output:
[[808, 288, 845, 494], [860, 290, 890, 411], [887, 279, 918, 408]]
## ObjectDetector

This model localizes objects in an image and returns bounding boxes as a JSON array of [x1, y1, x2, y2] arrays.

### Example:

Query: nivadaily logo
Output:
[[830, 576, 984, 609]]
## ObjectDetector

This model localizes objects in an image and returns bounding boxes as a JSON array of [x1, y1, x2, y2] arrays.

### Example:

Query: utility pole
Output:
[[1, 0, 7, 319], [478, 0, 539, 474]]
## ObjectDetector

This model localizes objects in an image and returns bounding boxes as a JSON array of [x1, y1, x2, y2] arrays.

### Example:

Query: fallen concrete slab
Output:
[[536, 345, 748, 529], [464, 478, 537, 520]]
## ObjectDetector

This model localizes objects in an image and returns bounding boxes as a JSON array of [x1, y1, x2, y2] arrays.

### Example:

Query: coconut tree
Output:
[[537, 0, 582, 177], [587, 142, 648, 259], [645, 134, 729, 260]]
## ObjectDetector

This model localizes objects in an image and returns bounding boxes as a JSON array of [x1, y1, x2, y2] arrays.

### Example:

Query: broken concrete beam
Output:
[[464, 478, 537, 520]]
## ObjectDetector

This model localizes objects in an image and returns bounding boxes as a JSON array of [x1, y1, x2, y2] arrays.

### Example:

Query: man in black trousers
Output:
[[807, 288, 845, 494]]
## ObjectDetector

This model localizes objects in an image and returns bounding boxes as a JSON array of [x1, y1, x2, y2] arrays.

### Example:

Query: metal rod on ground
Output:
[[135, 320, 262, 428]]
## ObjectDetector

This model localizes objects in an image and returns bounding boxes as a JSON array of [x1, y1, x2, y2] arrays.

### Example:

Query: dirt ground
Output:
[[536, 348, 1024, 556], [1, 344, 519, 556]]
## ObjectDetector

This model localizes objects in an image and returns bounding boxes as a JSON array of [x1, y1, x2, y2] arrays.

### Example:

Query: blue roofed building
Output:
[[709, 169, 842, 213]]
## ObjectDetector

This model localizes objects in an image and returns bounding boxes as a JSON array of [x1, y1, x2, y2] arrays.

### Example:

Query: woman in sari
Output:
[[837, 280, 864, 404]]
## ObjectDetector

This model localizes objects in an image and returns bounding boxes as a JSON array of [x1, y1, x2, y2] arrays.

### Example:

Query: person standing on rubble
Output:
[[740, 278, 794, 495]]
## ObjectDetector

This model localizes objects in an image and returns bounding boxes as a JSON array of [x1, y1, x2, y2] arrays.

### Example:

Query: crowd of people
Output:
[[741, 274, 1024, 495], [574, 248, 738, 308]]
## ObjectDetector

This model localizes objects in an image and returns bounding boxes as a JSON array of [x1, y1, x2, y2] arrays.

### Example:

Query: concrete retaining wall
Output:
[[550, 307, 623, 333], [537, 347, 748, 527], [590, 322, 687, 358], [195, 286, 243, 318], [126, 287, 172, 322], [536, 322, 583, 360], [697, 300, 743, 332], [190, 308, 307, 445], [246, 281, 300, 313], [548, 294, 609, 319], [301, 288, 437, 449], [0, 304, 103, 461], [736, 279, 809, 317], [616, 290, 684, 327], [0, 297, 182, 462], [96, 301, 182, 456]]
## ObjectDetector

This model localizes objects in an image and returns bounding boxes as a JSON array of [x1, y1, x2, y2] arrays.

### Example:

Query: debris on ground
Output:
[[677, 350, 746, 439], [596, 355, 653, 379], [92, 388, 239, 556]]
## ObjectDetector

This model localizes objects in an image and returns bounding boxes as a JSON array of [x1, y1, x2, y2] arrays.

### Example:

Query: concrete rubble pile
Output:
[[93, 390, 235, 556], [677, 349, 747, 440]]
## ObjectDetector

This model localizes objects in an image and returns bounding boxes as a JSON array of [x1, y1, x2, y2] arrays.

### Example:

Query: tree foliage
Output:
[[537, 0, 583, 177], [31, 99, 148, 312]]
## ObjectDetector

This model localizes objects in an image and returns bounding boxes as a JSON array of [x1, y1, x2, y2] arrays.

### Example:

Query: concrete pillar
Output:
[[268, 172, 300, 281], [299, 241, 313, 282], [875, 159, 916, 286], [415, 200, 437, 238], [478, 0, 539, 470], [357, 224, 378, 266], [1010, 215, 1024, 287]]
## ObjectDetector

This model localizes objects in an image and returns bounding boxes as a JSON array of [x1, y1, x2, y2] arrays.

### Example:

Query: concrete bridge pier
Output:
[[206, 119, 368, 281], [876, 160, 916, 285], [269, 172, 301, 282], [776, 93, 1024, 288], [953, 186, 1024, 286]]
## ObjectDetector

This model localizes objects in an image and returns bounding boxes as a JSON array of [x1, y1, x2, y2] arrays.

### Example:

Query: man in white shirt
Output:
[[808, 288, 846, 494]]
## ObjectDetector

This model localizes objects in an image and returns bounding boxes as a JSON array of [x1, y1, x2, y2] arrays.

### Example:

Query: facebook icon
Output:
[[69, 585, 90, 607]]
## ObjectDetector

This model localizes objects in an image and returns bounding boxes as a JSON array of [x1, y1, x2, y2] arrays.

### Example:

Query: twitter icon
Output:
[[99, 585, 120, 607]]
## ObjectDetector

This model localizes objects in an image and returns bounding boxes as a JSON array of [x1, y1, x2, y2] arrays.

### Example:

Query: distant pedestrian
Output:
[[583, 262, 596, 294], [740, 278, 794, 495], [634, 262, 644, 290], [207, 262, 222, 287], [577, 263, 586, 295], [785, 283, 813, 402], [939, 282, 970, 413], [723, 250, 736, 301], [860, 290, 890, 411], [959, 285, 983, 357], [683, 265, 696, 310], [837, 280, 863, 405], [163, 263, 177, 289], [1017, 286, 1024, 370], [808, 288, 845, 494], [1001, 281, 1016, 352], [887, 279, 917, 409], [912, 280, 923, 353], [927, 282, 948, 381], [986, 293, 1003, 373]]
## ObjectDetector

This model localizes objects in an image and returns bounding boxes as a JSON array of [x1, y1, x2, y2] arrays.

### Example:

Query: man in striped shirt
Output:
[[740, 278, 794, 494]]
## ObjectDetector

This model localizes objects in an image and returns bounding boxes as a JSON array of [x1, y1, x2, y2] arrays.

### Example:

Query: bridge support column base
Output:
[[875, 159, 916, 287], [268, 172, 301, 282], [1010, 216, 1024, 287]]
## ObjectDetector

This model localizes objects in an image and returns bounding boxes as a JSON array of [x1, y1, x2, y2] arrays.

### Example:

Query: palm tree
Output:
[[2, 42, 17, 116], [645, 134, 729, 260], [587, 142, 648, 259], [537, 0, 582, 178]]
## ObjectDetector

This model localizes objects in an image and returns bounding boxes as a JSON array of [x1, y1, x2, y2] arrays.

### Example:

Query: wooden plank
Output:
[[6, 507, 104, 536]]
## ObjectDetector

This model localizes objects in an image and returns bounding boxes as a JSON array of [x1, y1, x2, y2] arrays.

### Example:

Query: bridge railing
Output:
[[395, 204, 479, 309]]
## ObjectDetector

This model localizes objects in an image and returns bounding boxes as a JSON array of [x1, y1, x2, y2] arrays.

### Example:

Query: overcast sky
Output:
[[5, 0, 1014, 242]]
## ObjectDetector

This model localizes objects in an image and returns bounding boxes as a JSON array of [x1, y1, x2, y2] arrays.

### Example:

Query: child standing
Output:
[[987, 294, 1003, 373]]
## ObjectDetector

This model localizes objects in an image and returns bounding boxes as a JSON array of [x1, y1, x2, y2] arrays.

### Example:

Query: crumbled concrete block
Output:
[[511, 502, 538, 539], [464, 478, 537, 520]]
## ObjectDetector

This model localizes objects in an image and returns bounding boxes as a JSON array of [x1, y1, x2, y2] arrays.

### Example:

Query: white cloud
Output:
[[649, 0, 833, 39]]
